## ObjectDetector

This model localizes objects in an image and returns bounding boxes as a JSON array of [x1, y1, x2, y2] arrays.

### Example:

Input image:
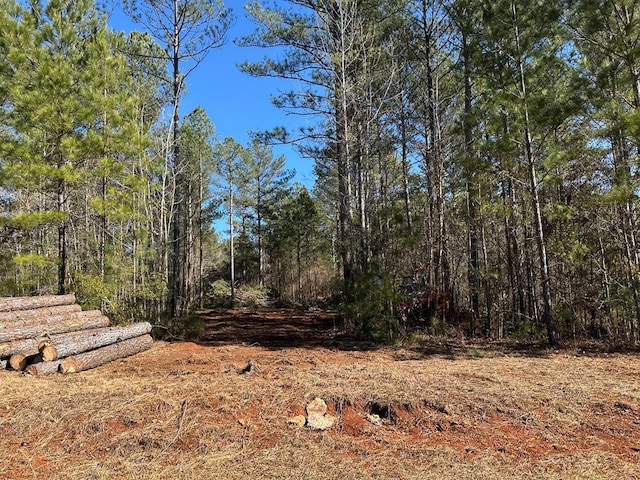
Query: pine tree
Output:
[[1, 0, 134, 294], [180, 106, 217, 308], [567, 0, 640, 341], [235, 139, 293, 287], [214, 137, 244, 299], [124, 0, 232, 317]]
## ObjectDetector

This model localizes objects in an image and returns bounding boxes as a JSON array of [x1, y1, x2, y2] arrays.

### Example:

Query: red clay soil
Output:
[[195, 308, 640, 463]]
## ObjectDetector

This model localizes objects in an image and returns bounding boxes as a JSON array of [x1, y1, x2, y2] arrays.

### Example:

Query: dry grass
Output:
[[1, 312, 640, 479]]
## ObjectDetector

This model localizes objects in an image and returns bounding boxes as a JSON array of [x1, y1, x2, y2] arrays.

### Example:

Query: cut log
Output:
[[0, 336, 41, 359], [60, 334, 153, 373], [0, 294, 76, 312], [0, 315, 110, 343], [8, 352, 42, 371], [9, 353, 28, 371], [0, 320, 114, 359], [0, 304, 82, 324], [25, 360, 63, 376], [40, 322, 152, 361], [37, 326, 113, 350], [0, 309, 102, 331]]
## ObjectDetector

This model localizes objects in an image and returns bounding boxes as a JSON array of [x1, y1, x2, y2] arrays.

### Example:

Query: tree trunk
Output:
[[462, 29, 480, 336], [0, 336, 41, 359], [512, 0, 556, 346], [26, 359, 63, 376], [168, 0, 186, 319], [399, 88, 412, 230], [40, 322, 152, 361], [57, 181, 67, 295], [508, 177, 526, 327], [337, 130, 354, 285], [9, 352, 42, 371], [0, 310, 102, 331], [9, 353, 30, 371], [0, 314, 109, 344], [258, 208, 264, 287], [0, 294, 77, 312], [0, 304, 81, 323], [297, 239, 302, 297], [185, 179, 194, 314], [229, 181, 235, 299], [100, 175, 107, 282], [59, 334, 153, 373], [199, 155, 205, 309]]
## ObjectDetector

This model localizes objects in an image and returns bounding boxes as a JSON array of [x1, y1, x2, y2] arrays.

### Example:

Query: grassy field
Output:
[[1, 309, 639, 479]]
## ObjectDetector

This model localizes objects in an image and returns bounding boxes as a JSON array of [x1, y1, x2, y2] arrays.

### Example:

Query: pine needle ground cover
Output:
[[1, 309, 639, 480]]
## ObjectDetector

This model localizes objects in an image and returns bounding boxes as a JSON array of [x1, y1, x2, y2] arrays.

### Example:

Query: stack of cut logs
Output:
[[0, 294, 153, 376]]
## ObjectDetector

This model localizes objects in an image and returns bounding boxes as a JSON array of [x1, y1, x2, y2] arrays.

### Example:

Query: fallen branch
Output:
[[162, 400, 188, 452]]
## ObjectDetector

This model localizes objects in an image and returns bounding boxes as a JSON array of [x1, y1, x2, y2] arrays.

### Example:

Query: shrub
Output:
[[206, 279, 233, 308], [343, 269, 399, 341], [176, 315, 207, 340], [235, 284, 269, 308], [509, 319, 544, 340], [73, 272, 113, 311]]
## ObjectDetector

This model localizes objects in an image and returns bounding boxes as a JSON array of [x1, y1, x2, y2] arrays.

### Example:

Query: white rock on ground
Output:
[[305, 397, 336, 430]]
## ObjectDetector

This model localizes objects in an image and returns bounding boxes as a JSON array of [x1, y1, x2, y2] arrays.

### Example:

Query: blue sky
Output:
[[105, 0, 317, 186]]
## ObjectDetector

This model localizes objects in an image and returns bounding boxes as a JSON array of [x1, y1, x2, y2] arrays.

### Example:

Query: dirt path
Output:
[[198, 308, 377, 350]]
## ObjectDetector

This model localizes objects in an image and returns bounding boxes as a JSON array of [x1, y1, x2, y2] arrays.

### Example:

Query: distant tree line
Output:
[[240, 0, 640, 345], [2, 0, 640, 346], [0, 0, 331, 331]]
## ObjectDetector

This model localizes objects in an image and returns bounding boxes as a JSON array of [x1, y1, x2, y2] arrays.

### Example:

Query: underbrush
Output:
[[206, 280, 270, 309]]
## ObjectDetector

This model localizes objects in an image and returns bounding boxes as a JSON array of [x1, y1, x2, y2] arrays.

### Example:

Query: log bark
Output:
[[1, 359, 6, 370], [0, 309, 101, 331], [0, 315, 110, 343], [0, 320, 113, 359], [0, 304, 82, 324], [0, 336, 40, 359], [25, 360, 63, 376], [0, 294, 76, 312], [37, 326, 113, 350], [60, 334, 153, 373], [40, 322, 152, 361]]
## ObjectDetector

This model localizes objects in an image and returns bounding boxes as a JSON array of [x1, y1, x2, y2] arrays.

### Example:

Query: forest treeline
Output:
[[1, 0, 639, 346]]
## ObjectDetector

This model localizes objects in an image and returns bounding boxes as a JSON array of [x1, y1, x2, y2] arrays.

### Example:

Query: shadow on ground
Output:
[[196, 308, 640, 357], [197, 308, 381, 351]]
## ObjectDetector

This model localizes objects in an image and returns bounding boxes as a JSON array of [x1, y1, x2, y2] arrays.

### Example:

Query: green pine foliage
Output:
[[4, 0, 640, 344]]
